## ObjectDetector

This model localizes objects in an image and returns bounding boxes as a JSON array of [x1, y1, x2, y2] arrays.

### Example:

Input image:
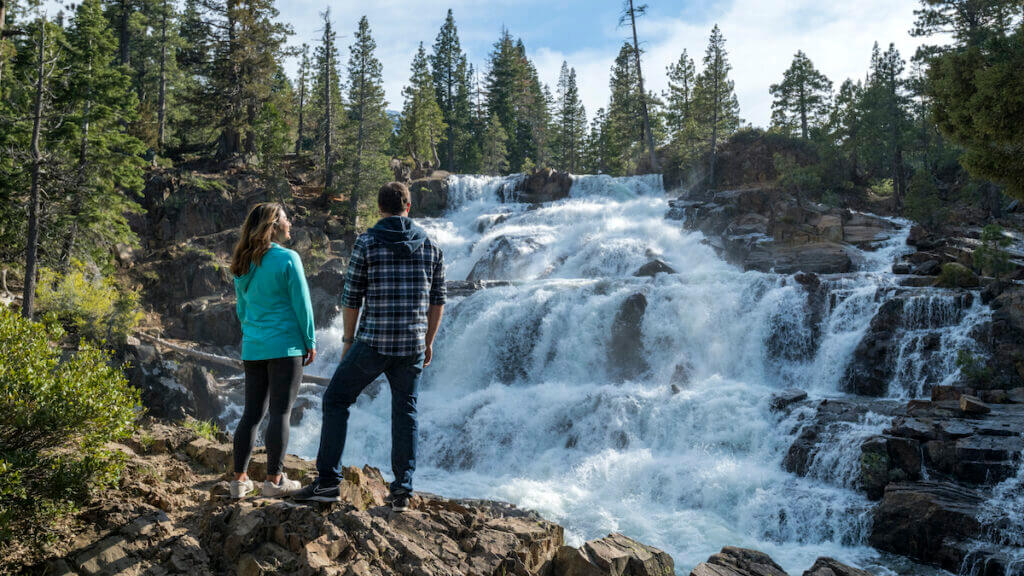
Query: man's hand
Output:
[[341, 342, 352, 360], [424, 344, 433, 367], [303, 348, 317, 366]]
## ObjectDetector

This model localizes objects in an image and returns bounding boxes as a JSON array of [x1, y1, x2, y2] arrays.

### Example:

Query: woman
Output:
[[229, 202, 317, 498]]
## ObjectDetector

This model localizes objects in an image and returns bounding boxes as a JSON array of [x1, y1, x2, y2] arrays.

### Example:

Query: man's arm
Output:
[[424, 304, 444, 366], [340, 306, 360, 359], [340, 237, 368, 359], [424, 249, 446, 367]]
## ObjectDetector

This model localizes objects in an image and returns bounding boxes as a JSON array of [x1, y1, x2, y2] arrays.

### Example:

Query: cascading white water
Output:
[[228, 173, 995, 575]]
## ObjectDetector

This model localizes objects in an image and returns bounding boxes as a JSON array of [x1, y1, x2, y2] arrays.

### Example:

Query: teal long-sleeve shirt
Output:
[[234, 243, 316, 361]]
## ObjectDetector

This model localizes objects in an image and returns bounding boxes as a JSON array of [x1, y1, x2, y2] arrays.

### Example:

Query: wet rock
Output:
[[290, 397, 313, 426], [960, 395, 991, 415], [507, 168, 573, 204], [444, 279, 515, 298], [911, 260, 942, 276], [869, 482, 984, 573], [178, 295, 242, 348], [989, 287, 1024, 388], [309, 265, 347, 326], [891, 262, 911, 275], [801, 557, 873, 576], [609, 293, 649, 381], [634, 259, 676, 277], [555, 533, 673, 576], [743, 242, 852, 275], [860, 437, 891, 500], [467, 235, 542, 281], [689, 546, 787, 576], [770, 388, 808, 412], [408, 173, 451, 217]]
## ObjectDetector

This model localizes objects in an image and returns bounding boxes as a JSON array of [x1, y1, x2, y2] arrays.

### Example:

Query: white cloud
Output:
[[531, 0, 931, 127]]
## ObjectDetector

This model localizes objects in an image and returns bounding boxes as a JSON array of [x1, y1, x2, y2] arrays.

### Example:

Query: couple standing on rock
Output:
[[227, 182, 446, 513]]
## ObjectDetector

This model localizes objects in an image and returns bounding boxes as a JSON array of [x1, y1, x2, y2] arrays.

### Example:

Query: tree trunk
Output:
[[351, 88, 365, 230], [295, 62, 305, 155], [323, 46, 333, 191], [61, 80, 92, 270], [157, 0, 167, 152], [799, 84, 808, 140], [0, 0, 7, 87], [22, 21, 45, 320], [709, 54, 720, 191], [627, 0, 658, 173], [119, 0, 130, 66]]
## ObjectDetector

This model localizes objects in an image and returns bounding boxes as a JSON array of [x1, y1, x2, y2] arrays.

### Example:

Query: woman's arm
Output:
[[285, 251, 316, 362]]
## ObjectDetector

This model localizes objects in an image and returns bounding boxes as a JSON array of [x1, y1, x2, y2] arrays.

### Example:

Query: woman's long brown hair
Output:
[[231, 202, 285, 277]]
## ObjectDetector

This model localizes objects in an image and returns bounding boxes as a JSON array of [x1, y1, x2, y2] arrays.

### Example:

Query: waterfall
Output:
[[225, 174, 996, 575]]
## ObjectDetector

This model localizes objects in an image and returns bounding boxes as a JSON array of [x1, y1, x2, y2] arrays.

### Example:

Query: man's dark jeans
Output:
[[316, 340, 424, 495]]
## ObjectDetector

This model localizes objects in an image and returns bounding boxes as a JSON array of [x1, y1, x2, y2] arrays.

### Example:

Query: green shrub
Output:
[[773, 152, 823, 196], [934, 262, 980, 288], [956, 349, 993, 388], [869, 178, 894, 198], [35, 262, 143, 345], [0, 307, 140, 552], [183, 417, 220, 442], [973, 224, 1013, 279]]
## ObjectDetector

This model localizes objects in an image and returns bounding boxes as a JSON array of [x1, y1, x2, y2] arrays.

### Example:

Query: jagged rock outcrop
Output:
[[31, 420, 701, 576], [609, 293, 649, 381], [688, 547, 872, 576], [408, 172, 452, 218], [555, 533, 673, 576], [504, 169, 573, 204], [673, 188, 894, 274]]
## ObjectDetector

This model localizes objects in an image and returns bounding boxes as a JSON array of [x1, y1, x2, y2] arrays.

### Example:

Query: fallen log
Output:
[[135, 332, 331, 386]]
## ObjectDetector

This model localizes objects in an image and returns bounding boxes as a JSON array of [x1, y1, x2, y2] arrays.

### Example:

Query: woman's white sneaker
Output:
[[262, 472, 301, 498], [230, 478, 254, 499]]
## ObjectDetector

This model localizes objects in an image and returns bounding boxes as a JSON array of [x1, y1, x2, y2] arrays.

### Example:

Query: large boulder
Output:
[[689, 546, 787, 576], [178, 296, 242, 348], [989, 287, 1024, 388], [467, 235, 543, 281], [408, 173, 451, 217], [802, 557, 873, 576], [869, 482, 984, 572], [507, 168, 573, 204], [742, 242, 852, 275], [555, 533, 673, 576], [609, 293, 649, 381], [308, 261, 347, 326]]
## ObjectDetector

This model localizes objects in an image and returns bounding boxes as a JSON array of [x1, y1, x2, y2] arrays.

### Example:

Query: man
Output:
[[292, 182, 445, 512]]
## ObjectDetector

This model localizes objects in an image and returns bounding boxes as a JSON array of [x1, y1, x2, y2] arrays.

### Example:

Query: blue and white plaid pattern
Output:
[[341, 233, 446, 356]]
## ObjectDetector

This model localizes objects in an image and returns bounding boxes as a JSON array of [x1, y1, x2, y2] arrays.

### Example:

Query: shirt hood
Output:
[[367, 216, 427, 257]]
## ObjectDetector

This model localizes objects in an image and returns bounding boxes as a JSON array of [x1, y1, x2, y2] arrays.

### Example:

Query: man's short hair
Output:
[[378, 182, 411, 214]]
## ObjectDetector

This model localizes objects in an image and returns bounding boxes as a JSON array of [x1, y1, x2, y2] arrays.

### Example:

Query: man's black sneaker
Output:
[[291, 479, 341, 503], [391, 494, 410, 512]]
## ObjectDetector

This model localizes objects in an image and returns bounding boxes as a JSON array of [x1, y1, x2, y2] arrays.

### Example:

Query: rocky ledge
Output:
[[26, 420, 876, 576], [668, 188, 895, 274], [777, 389, 1024, 575]]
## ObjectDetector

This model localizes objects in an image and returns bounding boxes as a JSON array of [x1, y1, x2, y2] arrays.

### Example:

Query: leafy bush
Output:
[[973, 224, 1014, 279], [35, 262, 143, 345], [183, 417, 221, 441], [935, 262, 980, 288], [956, 349, 993, 388], [869, 179, 894, 198], [0, 307, 140, 551], [773, 152, 823, 196]]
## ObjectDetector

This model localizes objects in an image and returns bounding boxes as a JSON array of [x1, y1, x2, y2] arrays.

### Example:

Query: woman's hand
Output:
[[303, 348, 317, 366]]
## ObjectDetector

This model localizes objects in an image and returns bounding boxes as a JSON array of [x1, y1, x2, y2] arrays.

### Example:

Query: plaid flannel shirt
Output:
[[341, 232, 446, 356]]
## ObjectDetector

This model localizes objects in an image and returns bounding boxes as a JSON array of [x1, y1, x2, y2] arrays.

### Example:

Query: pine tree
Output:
[[914, 0, 1024, 200], [693, 24, 740, 189], [860, 42, 910, 209], [399, 42, 446, 171], [294, 43, 310, 154], [769, 50, 833, 139], [554, 62, 587, 173], [480, 113, 509, 175], [484, 31, 548, 172], [310, 10, 342, 194], [606, 43, 644, 175], [665, 49, 701, 166], [343, 16, 391, 228], [619, 0, 658, 171], [430, 9, 472, 172], [57, 0, 146, 267]]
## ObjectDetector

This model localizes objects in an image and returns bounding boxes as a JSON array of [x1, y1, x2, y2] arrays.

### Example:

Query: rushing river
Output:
[[224, 173, 1007, 575]]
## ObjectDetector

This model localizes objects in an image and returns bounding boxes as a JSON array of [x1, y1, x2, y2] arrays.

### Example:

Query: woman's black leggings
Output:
[[233, 356, 303, 476]]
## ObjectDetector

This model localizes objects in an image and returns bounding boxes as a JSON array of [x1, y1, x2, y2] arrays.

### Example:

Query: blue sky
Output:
[[278, 0, 935, 127]]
